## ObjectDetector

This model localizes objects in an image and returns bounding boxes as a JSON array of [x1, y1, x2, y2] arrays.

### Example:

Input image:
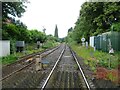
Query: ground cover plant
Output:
[[71, 44, 120, 85]]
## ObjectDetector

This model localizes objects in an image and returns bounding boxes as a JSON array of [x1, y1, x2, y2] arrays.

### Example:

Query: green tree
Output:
[[71, 2, 120, 44], [2, 1, 28, 41], [2, 1, 27, 19], [29, 30, 46, 43], [68, 27, 73, 33]]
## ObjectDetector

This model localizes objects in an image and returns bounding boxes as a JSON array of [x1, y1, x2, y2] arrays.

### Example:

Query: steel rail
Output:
[[3, 45, 60, 67], [1, 61, 34, 81], [70, 49, 91, 90], [1, 45, 61, 81], [41, 45, 90, 90], [41, 48, 65, 90]]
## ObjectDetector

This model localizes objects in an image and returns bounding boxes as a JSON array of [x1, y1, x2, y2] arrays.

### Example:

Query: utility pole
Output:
[[43, 26, 46, 34]]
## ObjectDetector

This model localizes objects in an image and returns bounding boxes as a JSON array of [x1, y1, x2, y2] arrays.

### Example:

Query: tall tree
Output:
[[54, 24, 59, 38], [2, 1, 28, 40], [2, 1, 27, 19], [72, 2, 120, 43]]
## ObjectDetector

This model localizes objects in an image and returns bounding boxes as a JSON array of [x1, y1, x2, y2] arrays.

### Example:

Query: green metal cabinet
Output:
[[94, 31, 120, 52]]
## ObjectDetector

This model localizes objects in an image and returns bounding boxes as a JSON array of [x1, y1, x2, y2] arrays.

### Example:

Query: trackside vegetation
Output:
[[1, 1, 60, 65], [66, 2, 120, 85], [70, 44, 120, 85]]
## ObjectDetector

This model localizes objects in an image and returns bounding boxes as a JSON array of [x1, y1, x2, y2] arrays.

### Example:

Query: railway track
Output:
[[41, 45, 91, 90], [1, 45, 60, 81], [2, 44, 65, 88], [2, 44, 92, 89]]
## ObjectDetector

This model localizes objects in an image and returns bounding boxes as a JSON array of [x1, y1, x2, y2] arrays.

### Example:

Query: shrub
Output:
[[42, 41, 55, 49]]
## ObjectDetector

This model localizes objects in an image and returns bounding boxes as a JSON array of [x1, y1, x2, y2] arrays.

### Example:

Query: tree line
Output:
[[2, 1, 59, 53], [66, 2, 120, 43], [2, 1, 47, 43]]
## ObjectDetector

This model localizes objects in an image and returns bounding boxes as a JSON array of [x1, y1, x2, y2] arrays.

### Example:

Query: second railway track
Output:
[[2, 44, 65, 88], [2, 45, 61, 80]]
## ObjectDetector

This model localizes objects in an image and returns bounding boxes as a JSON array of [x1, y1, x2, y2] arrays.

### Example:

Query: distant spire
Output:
[[54, 24, 59, 38]]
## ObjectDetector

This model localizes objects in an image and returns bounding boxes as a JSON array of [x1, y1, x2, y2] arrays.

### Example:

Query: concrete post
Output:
[[36, 55, 42, 71]]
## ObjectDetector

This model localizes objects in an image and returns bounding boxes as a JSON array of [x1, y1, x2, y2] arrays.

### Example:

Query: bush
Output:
[[42, 41, 55, 49]]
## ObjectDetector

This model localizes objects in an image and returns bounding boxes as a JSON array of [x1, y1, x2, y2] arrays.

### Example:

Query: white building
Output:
[[89, 36, 95, 48], [0, 40, 10, 57]]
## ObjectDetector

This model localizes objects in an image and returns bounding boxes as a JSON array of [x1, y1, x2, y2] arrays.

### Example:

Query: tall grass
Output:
[[71, 44, 119, 70]]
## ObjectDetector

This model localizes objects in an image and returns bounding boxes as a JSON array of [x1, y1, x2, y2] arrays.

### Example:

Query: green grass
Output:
[[1, 48, 43, 65], [71, 44, 119, 71], [1, 54, 18, 65], [1, 42, 59, 65]]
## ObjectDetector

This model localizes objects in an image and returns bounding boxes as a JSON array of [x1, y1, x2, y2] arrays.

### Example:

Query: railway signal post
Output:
[[81, 37, 85, 46]]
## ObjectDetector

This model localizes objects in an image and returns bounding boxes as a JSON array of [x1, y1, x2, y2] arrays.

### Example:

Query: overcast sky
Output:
[[20, 0, 86, 38]]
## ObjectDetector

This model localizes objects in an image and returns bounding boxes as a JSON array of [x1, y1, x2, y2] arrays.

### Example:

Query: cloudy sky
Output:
[[20, 0, 86, 38]]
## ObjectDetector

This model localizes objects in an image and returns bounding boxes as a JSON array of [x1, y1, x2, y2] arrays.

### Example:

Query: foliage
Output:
[[65, 27, 77, 44], [10, 39, 16, 54], [2, 1, 58, 49], [2, 1, 27, 19], [106, 69, 118, 84], [47, 34, 57, 42], [1, 46, 43, 65], [66, 2, 120, 44], [95, 67, 108, 79], [41, 34, 58, 49], [59, 38, 65, 43], [71, 44, 119, 70], [28, 29, 46, 43], [71, 44, 119, 84], [112, 22, 120, 32], [95, 67, 119, 85], [2, 23, 29, 41], [2, 24, 47, 42], [1, 1, 59, 65], [1, 54, 18, 65], [42, 41, 54, 49]]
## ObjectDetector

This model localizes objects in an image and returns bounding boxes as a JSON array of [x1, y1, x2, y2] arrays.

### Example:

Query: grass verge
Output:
[[70, 44, 120, 85]]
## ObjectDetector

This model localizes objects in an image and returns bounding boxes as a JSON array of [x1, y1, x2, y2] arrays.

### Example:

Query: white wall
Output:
[[90, 36, 95, 47], [0, 40, 10, 57]]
